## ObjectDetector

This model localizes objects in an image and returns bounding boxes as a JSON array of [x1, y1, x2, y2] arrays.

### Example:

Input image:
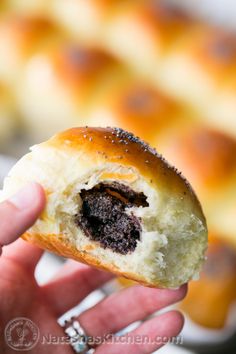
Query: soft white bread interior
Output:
[[2, 127, 207, 288]]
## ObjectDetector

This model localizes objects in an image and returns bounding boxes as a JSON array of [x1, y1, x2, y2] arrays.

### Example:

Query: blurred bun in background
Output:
[[160, 127, 236, 247], [0, 15, 64, 87], [0, 84, 17, 143], [104, 1, 192, 77], [17, 45, 132, 139], [181, 235, 236, 329], [158, 27, 236, 136], [88, 82, 187, 145], [1, 0, 236, 340], [1, 0, 51, 16], [50, 0, 149, 46]]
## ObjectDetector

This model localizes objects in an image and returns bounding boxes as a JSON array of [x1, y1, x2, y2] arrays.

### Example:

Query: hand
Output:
[[0, 183, 187, 353]]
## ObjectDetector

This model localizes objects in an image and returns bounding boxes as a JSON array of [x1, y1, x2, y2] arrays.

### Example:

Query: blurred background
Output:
[[1, 0, 236, 353]]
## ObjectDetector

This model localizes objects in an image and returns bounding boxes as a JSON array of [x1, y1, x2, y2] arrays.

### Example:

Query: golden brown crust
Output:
[[140, 1, 191, 44], [45, 46, 119, 98], [15, 127, 206, 288], [180, 235, 236, 328], [22, 231, 156, 287], [45, 127, 200, 208], [0, 15, 60, 57], [162, 127, 236, 191], [1, 0, 49, 15], [114, 1, 191, 52], [172, 26, 236, 84], [99, 83, 180, 144]]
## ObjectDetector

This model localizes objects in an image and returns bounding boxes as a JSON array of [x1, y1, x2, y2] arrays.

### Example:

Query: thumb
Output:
[[0, 183, 46, 254]]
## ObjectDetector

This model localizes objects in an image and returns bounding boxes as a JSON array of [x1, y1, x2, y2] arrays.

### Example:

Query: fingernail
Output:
[[9, 183, 39, 210]]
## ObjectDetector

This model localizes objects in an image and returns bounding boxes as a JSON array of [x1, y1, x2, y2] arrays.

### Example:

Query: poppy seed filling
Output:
[[75, 182, 148, 254]]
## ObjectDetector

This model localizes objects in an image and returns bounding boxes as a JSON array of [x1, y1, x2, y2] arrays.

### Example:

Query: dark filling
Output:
[[75, 183, 148, 254]]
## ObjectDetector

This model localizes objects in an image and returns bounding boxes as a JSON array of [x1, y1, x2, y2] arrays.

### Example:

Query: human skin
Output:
[[0, 183, 187, 353]]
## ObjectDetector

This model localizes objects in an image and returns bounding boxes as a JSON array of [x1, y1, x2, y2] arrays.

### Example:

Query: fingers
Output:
[[79, 284, 187, 338], [41, 261, 113, 316], [2, 238, 44, 272], [0, 183, 46, 271], [0, 182, 46, 251], [95, 310, 184, 354]]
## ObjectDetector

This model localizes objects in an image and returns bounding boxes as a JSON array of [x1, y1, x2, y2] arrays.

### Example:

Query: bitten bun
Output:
[[2, 127, 207, 288]]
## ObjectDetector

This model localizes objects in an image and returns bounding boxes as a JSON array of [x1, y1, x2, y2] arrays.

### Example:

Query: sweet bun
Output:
[[158, 26, 236, 108], [0, 84, 17, 143], [208, 72, 236, 138], [51, 0, 141, 44], [180, 235, 236, 329], [117, 235, 236, 328], [51, 0, 112, 43], [88, 82, 185, 145], [52, 0, 191, 77], [17, 45, 131, 139], [49, 0, 236, 138], [2, 0, 50, 16], [2, 127, 207, 288], [160, 126, 236, 246], [0, 15, 63, 86], [105, 1, 191, 77]]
